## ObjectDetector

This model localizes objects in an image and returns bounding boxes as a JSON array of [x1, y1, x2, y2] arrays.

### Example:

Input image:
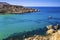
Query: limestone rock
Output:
[[46, 29, 55, 35], [46, 25, 53, 30], [54, 24, 59, 30], [49, 30, 60, 40]]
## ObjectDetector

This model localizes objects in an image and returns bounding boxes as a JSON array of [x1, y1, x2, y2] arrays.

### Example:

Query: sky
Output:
[[0, 0, 60, 7]]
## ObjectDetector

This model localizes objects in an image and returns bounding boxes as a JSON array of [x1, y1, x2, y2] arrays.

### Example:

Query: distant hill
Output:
[[0, 2, 38, 14]]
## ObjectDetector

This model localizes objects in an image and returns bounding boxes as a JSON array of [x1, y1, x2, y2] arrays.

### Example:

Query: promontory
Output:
[[0, 2, 39, 14]]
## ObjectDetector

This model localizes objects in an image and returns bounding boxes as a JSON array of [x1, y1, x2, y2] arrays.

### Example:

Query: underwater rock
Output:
[[3, 27, 46, 40]]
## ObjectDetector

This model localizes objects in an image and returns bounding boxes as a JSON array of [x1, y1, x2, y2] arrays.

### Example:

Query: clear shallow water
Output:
[[0, 7, 60, 40]]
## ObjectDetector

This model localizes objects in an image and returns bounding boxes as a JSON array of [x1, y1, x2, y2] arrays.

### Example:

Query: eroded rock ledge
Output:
[[0, 2, 39, 14]]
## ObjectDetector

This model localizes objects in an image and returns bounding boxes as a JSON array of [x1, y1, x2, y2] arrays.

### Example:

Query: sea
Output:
[[0, 7, 60, 40]]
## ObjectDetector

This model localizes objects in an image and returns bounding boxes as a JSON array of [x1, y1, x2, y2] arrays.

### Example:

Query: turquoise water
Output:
[[0, 7, 60, 40]]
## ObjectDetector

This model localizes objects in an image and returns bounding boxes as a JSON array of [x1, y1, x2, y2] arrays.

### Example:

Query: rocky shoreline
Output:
[[3, 24, 60, 40], [24, 24, 60, 40], [0, 2, 39, 14]]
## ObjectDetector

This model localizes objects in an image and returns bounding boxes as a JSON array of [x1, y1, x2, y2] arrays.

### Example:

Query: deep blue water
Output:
[[0, 7, 60, 40]]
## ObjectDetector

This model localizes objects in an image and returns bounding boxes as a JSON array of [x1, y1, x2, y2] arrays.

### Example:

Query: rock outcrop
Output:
[[0, 2, 39, 14], [24, 24, 60, 40]]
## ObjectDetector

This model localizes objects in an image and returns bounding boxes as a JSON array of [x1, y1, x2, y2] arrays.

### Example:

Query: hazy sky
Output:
[[0, 0, 60, 7]]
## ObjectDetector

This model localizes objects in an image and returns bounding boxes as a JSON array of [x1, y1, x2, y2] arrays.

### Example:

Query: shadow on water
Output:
[[3, 27, 47, 40], [3, 24, 60, 40]]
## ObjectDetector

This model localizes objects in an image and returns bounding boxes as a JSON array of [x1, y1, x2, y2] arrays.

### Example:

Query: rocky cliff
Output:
[[0, 2, 38, 14]]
